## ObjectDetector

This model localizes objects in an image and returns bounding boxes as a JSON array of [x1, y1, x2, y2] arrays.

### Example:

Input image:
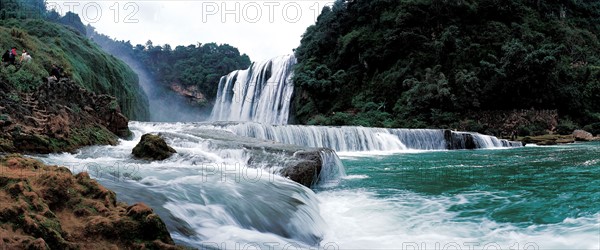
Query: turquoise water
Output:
[[318, 143, 600, 249], [37, 122, 600, 249]]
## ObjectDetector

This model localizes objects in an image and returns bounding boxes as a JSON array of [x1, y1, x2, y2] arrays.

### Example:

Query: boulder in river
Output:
[[132, 134, 177, 161], [573, 130, 594, 141]]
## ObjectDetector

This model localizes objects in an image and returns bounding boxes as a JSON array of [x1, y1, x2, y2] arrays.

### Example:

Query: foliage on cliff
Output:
[[0, 2, 149, 120], [293, 0, 600, 135], [87, 27, 252, 106]]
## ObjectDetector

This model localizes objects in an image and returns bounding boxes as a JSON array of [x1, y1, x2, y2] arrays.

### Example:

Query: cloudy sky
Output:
[[47, 1, 334, 62]]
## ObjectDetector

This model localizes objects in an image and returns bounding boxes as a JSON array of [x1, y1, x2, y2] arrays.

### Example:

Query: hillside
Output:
[[1, 3, 151, 151], [0, 18, 149, 120], [292, 0, 600, 136], [87, 27, 251, 111]]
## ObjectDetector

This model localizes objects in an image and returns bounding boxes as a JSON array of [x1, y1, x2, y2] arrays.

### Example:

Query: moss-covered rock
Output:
[[0, 154, 181, 249], [0, 78, 131, 153], [132, 134, 176, 161]]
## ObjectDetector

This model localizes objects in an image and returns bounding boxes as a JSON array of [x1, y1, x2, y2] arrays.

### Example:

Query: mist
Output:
[[114, 54, 212, 122], [89, 41, 213, 122]]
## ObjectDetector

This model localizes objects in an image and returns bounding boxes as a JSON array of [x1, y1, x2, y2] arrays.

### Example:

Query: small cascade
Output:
[[206, 122, 522, 152], [211, 55, 296, 125], [315, 149, 347, 188], [472, 133, 514, 148]]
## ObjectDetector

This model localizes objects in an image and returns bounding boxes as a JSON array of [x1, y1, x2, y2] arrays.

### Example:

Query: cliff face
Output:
[[0, 78, 129, 153], [0, 154, 180, 249]]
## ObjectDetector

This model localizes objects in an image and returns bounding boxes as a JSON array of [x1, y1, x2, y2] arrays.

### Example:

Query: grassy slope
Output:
[[0, 19, 149, 120]]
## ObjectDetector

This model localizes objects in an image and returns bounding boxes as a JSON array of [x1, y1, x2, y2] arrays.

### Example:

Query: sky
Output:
[[46, 0, 334, 62]]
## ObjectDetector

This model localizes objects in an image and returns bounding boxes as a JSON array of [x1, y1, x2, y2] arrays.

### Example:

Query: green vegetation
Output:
[[0, 0, 46, 20], [0, 3, 149, 120], [293, 0, 600, 135], [87, 27, 251, 105]]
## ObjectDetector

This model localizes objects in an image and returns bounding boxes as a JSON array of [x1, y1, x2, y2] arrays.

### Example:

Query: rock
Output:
[[132, 134, 176, 161], [0, 78, 131, 153], [536, 139, 558, 146], [170, 83, 206, 105], [521, 134, 574, 146], [181, 127, 331, 187], [444, 130, 476, 149], [573, 130, 594, 141], [281, 151, 323, 187], [0, 154, 181, 249]]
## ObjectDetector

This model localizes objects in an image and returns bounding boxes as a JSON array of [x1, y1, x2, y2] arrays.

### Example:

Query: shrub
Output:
[[583, 122, 600, 136], [556, 118, 578, 135], [307, 114, 329, 126]]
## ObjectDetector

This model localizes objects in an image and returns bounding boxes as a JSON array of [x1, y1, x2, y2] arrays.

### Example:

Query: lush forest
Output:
[[293, 0, 600, 135], [0, 0, 149, 120], [87, 28, 251, 107]]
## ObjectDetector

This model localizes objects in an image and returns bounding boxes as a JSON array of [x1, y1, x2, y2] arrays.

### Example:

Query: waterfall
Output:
[[211, 55, 296, 125], [206, 122, 522, 152], [316, 149, 347, 188]]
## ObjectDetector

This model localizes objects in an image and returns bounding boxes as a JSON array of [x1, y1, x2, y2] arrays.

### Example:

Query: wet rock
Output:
[[281, 151, 323, 187], [179, 128, 331, 187], [132, 134, 177, 161], [444, 130, 476, 149]]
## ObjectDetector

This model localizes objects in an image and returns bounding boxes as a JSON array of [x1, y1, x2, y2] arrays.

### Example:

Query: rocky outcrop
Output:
[[573, 130, 594, 141], [520, 134, 575, 146], [444, 130, 476, 150], [132, 134, 176, 161], [0, 154, 180, 249], [0, 78, 130, 153], [170, 83, 207, 106]]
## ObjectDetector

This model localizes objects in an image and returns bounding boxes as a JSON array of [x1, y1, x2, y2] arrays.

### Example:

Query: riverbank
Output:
[[0, 154, 182, 249], [518, 131, 600, 146]]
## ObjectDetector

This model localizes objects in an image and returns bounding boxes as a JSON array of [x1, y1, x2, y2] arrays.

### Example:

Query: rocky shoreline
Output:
[[0, 78, 130, 153], [0, 78, 188, 249], [519, 130, 600, 146], [0, 154, 181, 249]]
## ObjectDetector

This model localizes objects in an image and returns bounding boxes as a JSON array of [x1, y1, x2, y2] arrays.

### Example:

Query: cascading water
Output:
[[316, 149, 347, 188], [208, 54, 521, 152], [204, 122, 522, 152], [211, 55, 296, 125], [37, 122, 330, 248], [35, 123, 600, 249]]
